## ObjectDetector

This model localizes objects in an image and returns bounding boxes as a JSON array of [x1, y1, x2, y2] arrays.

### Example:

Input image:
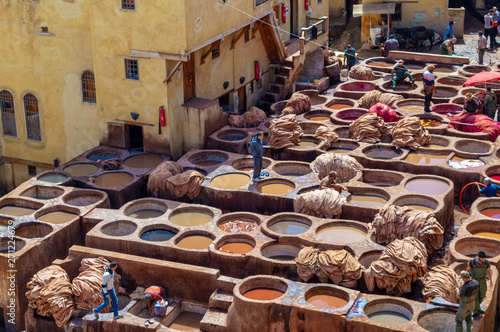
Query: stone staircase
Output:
[[199, 275, 240, 332], [258, 60, 295, 112]]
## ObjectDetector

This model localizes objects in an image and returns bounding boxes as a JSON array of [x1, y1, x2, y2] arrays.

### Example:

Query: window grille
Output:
[[81, 71, 96, 103], [23, 93, 41, 141], [125, 59, 139, 80], [122, 0, 135, 10], [0, 90, 17, 137]]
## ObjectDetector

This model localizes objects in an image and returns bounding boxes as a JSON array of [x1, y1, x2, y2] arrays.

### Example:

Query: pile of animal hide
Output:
[[368, 102, 400, 122], [369, 204, 444, 253], [295, 247, 363, 287], [358, 90, 404, 109], [348, 113, 390, 143], [324, 49, 342, 66], [313, 125, 339, 147], [422, 265, 462, 303], [268, 114, 303, 149], [294, 188, 347, 218], [147, 161, 184, 196], [448, 111, 500, 142], [310, 153, 363, 182], [281, 92, 311, 115], [228, 107, 267, 128], [148, 162, 204, 199], [348, 65, 375, 80], [364, 237, 428, 296], [391, 116, 431, 149]]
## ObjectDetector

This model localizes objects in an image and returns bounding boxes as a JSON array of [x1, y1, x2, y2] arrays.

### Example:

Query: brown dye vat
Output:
[[420, 119, 441, 127], [63, 163, 98, 177], [472, 231, 500, 239], [195, 160, 221, 166], [239, 167, 253, 171], [434, 68, 454, 73], [309, 116, 331, 121], [404, 152, 448, 165], [318, 226, 366, 244], [243, 288, 284, 301], [328, 148, 354, 154], [359, 252, 383, 268], [306, 294, 348, 309], [218, 242, 254, 254], [128, 209, 164, 219], [405, 204, 433, 211], [258, 182, 295, 195], [368, 61, 393, 67], [211, 173, 250, 190], [329, 104, 353, 110], [268, 255, 295, 261], [348, 194, 388, 207], [176, 235, 213, 250], [219, 219, 259, 233], [295, 140, 318, 149], [399, 105, 424, 112], [481, 208, 500, 219], [38, 211, 78, 224], [38, 174, 68, 184], [405, 178, 449, 195], [168, 311, 204, 330], [434, 87, 457, 98], [94, 172, 133, 187], [368, 311, 411, 325], [268, 220, 310, 235], [170, 212, 213, 226], [426, 144, 446, 149], [0, 206, 36, 216], [406, 64, 424, 70], [124, 154, 163, 168]]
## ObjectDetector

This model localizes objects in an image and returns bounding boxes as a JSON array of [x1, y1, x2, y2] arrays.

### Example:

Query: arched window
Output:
[[81, 71, 96, 103], [0, 90, 17, 137], [23, 93, 41, 141]]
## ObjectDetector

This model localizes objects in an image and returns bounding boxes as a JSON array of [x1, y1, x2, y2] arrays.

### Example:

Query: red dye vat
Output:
[[340, 82, 376, 92], [432, 104, 462, 115], [491, 175, 500, 182]]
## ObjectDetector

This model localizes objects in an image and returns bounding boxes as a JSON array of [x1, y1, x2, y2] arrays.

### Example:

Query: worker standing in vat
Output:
[[455, 270, 479, 332], [144, 285, 167, 314], [467, 250, 493, 316], [93, 262, 123, 319], [480, 177, 500, 197], [391, 60, 415, 89], [248, 131, 264, 182], [319, 171, 347, 193], [483, 88, 497, 119], [344, 45, 357, 71], [423, 65, 437, 112]]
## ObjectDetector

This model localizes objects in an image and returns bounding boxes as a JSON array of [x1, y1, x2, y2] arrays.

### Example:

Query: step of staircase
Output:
[[209, 289, 233, 310], [269, 83, 285, 94], [277, 65, 293, 76], [200, 308, 228, 332], [274, 74, 288, 85], [215, 275, 240, 293], [264, 92, 281, 103]]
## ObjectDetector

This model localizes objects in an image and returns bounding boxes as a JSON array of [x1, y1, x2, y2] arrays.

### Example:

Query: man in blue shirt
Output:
[[444, 21, 454, 40], [480, 177, 500, 197]]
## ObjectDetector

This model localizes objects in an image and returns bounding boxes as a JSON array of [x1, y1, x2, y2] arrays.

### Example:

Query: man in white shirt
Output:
[[478, 31, 487, 64], [485, 10, 494, 48], [93, 262, 123, 319]]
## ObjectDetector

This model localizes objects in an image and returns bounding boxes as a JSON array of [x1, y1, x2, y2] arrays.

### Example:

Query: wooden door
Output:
[[183, 55, 196, 102], [237, 86, 246, 113]]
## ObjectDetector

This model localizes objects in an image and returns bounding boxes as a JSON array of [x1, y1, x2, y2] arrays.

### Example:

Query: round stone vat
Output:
[[450, 96, 464, 105], [270, 100, 288, 115], [211, 172, 251, 190], [316, 221, 368, 244], [140, 225, 178, 242], [417, 308, 456, 332], [326, 140, 360, 154], [86, 149, 122, 161], [459, 64, 491, 77], [448, 156, 485, 171], [36, 171, 69, 185], [188, 151, 229, 167], [420, 86, 458, 103], [436, 76, 464, 86], [175, 231, 215, 250], [364, 299, 413, 326], [486, 165, 500, 184], [216, 234, 256, 255], [334, 126, 350, 139], [0, 217, 12, 232], [305, 286, 350, 310], [124, 154, 163, 169], [303, 110, 333, 122], [365, 58, 396, 73], [93, 172, 133, 188], [326, 98, 356, 110], [232, 157, 271, 172], [419, 116, 443, 128], [404, 176, 450, 195], [394, 195, 438, 212], [63, 163, 99, 177], [347, 189, 390, 208], [101, 220, 137, 237], [429, 64, 459, 74], [36, 207, 80, 224], [432, 103, 462, 115], [217, 213, 261, 233], [183, 167, 208, 176], [238, 277, 287, 301], [359, 250, 383, 268], [404, 62, 426, 71], [169, 207, 214, 227], [123, 199, 167, 219], [272, 162, 311, 177], [339, 82, 376, 92], [381, 81, 417, 94], [217, 129, 249, 141], [298, 90, 329, 105], [361, 170, 404, 187], [265, 213, 312, 236], [404, 151, 449, 165], [454, 237, 500, 258], [0, 237, 26, 254], [300, 122, 322, 135], [454, 139, 492, 155], [466, 219, 500, 240], [395, 99, 426, 115], [294, 138, 320, 150], [460, 87, 483, 96], [256, 179, 296, 195], [63, 190, 105, 207], [21, 185, 65, 200], [477, 199, 500, 219], [363, 145, 403, 160], [261, 243, 301, 261], [332, 108, 367, 124], [424, 136, 450, 149], [0, 199, 41, 217], [297, 185, 320, 195], [15, 222, 53, 238]]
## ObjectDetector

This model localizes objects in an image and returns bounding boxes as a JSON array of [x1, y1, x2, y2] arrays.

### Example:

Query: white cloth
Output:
[[101, 270, 114, 294], [423, 71, 436, 82], [479, 36, 487, 49], [485, 15, 493, 29]]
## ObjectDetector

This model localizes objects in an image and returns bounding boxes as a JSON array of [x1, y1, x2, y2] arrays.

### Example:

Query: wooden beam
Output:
[[3, 156, 52, 169], [231, 26, 249, 50], [114, 119, 155, 127], [252, 20, 263, 39], [164, 60, 183, 84], [200, 40, 220, 65], [130, 49, 189, 61]]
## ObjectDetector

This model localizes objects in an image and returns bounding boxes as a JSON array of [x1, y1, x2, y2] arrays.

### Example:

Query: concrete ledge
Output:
[[388, 51, 469, 65]]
